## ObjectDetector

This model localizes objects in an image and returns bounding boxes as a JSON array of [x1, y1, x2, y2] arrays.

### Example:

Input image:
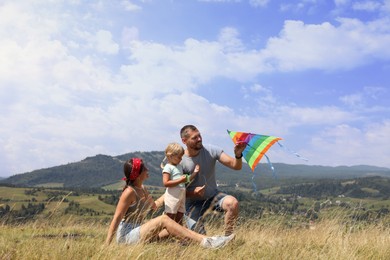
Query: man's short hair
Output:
[[180, 125, 198, 139]]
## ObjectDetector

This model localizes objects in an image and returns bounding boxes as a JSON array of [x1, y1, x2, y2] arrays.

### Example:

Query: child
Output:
[[162, 142, 200, 224]]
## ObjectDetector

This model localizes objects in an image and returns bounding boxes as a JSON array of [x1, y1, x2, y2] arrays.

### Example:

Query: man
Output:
[[180, 125, 246, 236]]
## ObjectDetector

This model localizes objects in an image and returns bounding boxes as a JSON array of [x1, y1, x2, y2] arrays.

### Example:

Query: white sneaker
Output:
[[201, 234, 235, 249]]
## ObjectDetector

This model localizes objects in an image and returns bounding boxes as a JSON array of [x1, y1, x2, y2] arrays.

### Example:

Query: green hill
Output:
[[1, 151, 389, 188]]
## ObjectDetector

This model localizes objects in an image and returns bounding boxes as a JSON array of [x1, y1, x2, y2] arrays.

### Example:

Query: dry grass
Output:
[[1, 212, 389, 260]]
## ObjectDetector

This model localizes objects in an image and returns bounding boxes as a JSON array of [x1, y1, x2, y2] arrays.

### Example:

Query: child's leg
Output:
[[166, 212, 177, 221], [175, 212, 184, 225], [164, 189, 178, 222], [166, 212, 183, 225], [174, 189, 186, 225]]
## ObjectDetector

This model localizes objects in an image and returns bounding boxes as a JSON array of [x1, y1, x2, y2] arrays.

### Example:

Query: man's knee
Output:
[[222, 196, 239, 212]]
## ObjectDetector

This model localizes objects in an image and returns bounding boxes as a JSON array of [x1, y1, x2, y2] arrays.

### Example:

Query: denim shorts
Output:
[[116, 221, 141, 244], [185, 192, 227, 233]]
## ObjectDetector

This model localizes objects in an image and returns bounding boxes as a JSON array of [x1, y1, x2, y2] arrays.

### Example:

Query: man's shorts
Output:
[[185, 192, 228, 233], [116, 221, 141, 244]]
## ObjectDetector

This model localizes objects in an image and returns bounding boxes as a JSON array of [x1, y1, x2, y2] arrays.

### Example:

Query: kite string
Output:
[[277, 142, 308, 161]]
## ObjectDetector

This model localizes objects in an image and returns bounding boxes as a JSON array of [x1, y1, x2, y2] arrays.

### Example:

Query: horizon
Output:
[[2, 150, 389, 179], [1, 1, 389, 178]]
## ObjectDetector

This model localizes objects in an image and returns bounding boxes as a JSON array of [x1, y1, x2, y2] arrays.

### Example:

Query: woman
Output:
[[105, 157, 234, 248]]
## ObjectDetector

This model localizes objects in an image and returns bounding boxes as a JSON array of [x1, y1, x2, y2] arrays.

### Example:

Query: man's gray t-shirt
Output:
[[181, 144, 223, 200]]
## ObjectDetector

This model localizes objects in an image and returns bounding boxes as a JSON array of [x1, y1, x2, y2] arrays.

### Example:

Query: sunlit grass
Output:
[[0, 187, 28, 200], [1, 213, 389, 260], [1, 186, 390, 259], [36, 183, 64, 188]]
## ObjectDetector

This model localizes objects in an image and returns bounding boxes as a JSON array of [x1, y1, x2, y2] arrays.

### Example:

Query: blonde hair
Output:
[[161, 143, 185, 169], [165, 142, 184, 157]]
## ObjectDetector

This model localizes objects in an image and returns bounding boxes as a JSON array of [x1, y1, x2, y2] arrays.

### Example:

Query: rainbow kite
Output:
[[227, 130, 282, 172]]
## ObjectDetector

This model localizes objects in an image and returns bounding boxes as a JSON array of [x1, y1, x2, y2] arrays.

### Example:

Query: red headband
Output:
[[129, 158, 142, 181]]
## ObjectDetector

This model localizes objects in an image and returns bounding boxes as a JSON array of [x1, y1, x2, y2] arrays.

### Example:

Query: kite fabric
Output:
[[227, 130, 282, 172]]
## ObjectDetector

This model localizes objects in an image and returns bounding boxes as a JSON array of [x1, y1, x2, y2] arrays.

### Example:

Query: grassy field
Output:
[[1, 213, 389, 260], [1, 186, 390, 259]]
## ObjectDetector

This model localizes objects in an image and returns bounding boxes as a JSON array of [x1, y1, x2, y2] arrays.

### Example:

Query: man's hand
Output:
[[194, 185, 205, 197], [234, 141, 247, 158]]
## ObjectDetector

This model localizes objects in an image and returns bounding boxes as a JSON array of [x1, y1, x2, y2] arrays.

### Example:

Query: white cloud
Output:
[[279, 1, 319, 13], [94, 30, 119, 54], [382, 0, 390, 13], [122, 26, 140, 46], [121, 0, 142, 11], [334, 0, 350, 7], [281, 106, 355, 125], [262, 17, 390, 71], [340, 87, 388, 109], [249, 0, 269, 8], [218, 27, 244, 52], [280, 3, 304, 13], [198, 0, 241, 2], [249, 83, 270, 93], [120, 35, 265, 90], [363, 86, 387, 99], [334, 0, 390, 15], [340, 93, 363, 107], [239, 83, 276, 106], [310, 124, 365, 164], [1, 1, 389, 177], [309, 121, 390, 167], [352, 1, 382, 12]]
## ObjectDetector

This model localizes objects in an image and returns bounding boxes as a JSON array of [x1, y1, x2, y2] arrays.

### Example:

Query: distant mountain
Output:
[[1, 151, 389, 188]]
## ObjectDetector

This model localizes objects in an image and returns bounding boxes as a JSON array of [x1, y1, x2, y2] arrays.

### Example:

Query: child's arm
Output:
[[162, 172, 186, 187]]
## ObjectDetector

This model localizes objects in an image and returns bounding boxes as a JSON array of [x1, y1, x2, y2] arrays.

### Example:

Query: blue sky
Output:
[[1, 0, 390, 177]]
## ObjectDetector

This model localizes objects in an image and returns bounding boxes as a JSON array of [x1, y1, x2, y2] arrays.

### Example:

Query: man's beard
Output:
[[193, 142, 203, 151]]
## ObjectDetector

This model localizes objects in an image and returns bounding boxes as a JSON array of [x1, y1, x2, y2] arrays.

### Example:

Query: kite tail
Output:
[[250, 155, 276, 194], [251, 174, 258, 194], [264, 154, 277, 179], [277, 142, 308, 161]]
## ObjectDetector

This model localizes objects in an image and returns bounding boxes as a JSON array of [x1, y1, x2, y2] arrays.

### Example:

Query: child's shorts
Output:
[[164, 187, 186, 214]]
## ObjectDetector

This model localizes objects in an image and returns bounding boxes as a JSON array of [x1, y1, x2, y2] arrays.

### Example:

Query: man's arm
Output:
[[218, 142, 247, 170]]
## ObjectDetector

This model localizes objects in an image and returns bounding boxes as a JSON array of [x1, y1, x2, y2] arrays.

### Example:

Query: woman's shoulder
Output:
[[121, 186, 137, 199], [117, 186, 138, 208]]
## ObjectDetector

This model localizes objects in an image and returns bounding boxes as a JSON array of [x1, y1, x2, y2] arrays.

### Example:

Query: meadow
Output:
[[1, 186, 390, 259], [1, 213, 389, 260]]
